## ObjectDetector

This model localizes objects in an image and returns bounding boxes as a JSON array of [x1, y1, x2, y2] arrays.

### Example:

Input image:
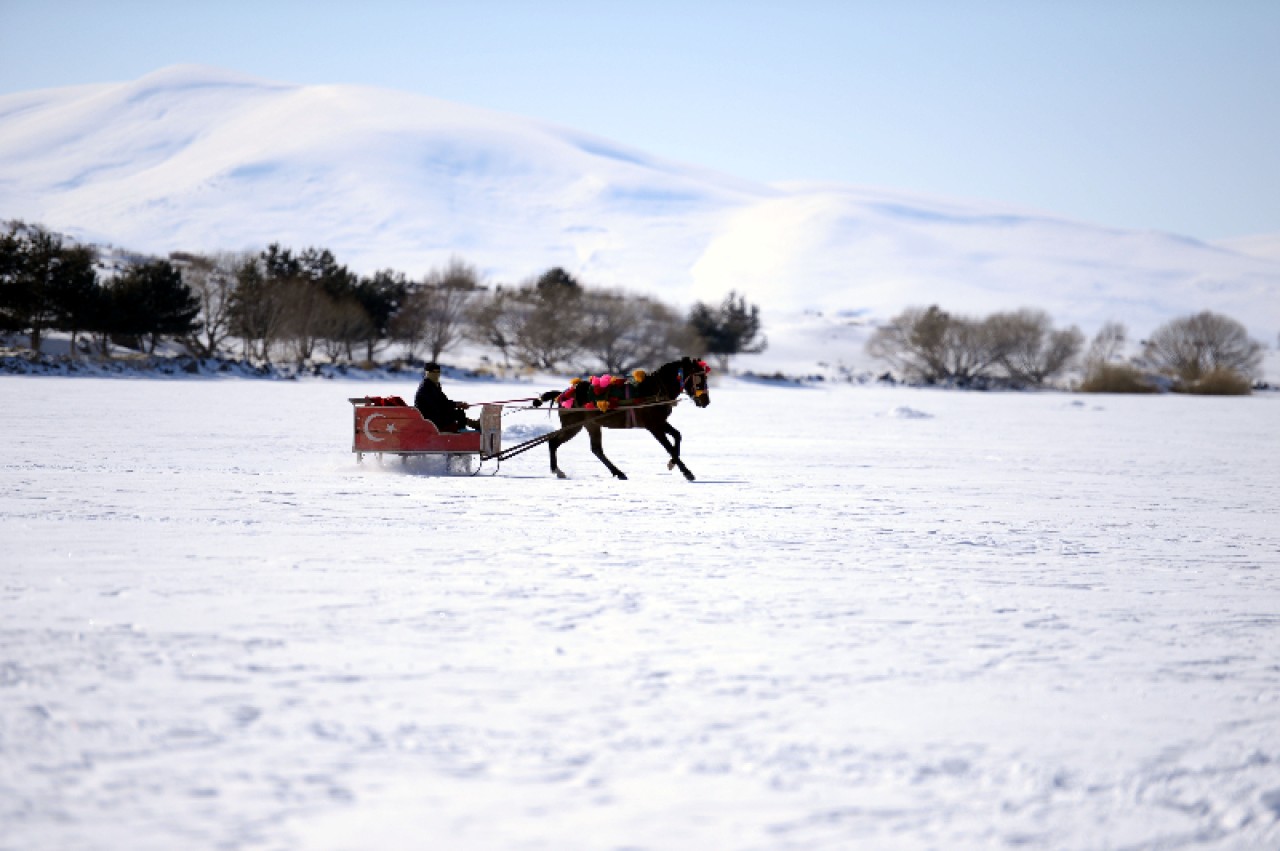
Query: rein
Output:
[[551, 397, 680, 413], [464, 395, 543, 406]]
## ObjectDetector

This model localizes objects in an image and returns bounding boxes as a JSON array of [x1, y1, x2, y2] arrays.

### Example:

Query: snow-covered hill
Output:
[[1217, 232, 1280, 265], [2, 64, 1278, 345]]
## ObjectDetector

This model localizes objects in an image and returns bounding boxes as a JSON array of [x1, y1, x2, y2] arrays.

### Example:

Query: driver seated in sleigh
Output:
[[414, 362, 479, 432]]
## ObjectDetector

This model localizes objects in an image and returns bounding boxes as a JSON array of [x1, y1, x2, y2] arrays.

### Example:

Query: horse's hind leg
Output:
[[548, 424, 583, 479], [662, 423, 683, 469], [650, 425, 695, 481], [588, 426, 628, 480]]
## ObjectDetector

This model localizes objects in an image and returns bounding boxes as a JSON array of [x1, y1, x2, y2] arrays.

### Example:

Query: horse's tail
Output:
[[532, 389, 562, 408]]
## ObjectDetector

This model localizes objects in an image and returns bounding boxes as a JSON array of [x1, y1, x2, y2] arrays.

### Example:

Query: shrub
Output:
[[1178, 368, 1252, 395], [1079, 363, 1158, 393]]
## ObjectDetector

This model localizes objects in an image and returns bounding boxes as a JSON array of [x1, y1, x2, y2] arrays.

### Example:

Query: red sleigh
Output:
[[349, 397, 502, 471]]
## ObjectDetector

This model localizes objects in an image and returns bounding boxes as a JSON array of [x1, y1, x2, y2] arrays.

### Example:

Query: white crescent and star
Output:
[[362, 413, 388, 442]]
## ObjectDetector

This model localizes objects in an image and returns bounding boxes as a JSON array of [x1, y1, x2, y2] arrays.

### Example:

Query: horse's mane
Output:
[[635, 360, 682, 398]]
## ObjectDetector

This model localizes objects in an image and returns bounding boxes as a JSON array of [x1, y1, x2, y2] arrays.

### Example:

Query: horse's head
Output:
[[680, 358, 711, 408]]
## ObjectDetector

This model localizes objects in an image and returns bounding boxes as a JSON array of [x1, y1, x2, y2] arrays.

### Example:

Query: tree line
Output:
[[0, 221, 767, 373], [0, 222, 201, 356], [866, 304, 1266, 393]]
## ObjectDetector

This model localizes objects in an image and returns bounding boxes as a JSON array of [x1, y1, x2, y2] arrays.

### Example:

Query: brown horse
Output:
[[541, 357, 711, 480]]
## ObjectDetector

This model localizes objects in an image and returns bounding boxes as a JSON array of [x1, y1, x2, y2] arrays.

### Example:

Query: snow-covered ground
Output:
[[2, 375, 1279, 850]]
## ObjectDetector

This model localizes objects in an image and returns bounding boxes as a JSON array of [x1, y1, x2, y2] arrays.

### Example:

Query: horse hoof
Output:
[[554, 469, 567, 479], [667, 460, 676, 471], [615, 472, 628, 480], [684, 472, 696, 481]]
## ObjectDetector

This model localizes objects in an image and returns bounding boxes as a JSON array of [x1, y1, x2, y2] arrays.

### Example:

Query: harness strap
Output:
[[626, 383, 638, 428]]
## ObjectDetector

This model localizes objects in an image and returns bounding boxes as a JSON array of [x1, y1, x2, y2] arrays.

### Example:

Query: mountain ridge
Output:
[[2, 65, 1277, 342]]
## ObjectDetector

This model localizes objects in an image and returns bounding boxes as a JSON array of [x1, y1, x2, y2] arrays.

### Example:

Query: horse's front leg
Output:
[[650, 424, 694, 481], [588, 425, 628, 480], [548, 424, 582, 479]]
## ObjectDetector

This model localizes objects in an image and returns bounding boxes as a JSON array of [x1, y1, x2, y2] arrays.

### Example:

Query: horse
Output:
[[539, 356, 711, 481]]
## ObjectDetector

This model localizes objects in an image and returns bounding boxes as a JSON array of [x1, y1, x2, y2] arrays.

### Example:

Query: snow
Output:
[[3, 63, 1279, 847], [2, 65, 1279, 344], [3, 374, 1279, 849], [1216, 232, 1280, 265]]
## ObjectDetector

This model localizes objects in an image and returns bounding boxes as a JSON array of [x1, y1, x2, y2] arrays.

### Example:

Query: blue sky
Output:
[[1, 0, 1277, 240]]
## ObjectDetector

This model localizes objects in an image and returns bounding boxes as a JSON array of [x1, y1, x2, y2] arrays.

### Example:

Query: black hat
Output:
[[423, 361, 441, 372]]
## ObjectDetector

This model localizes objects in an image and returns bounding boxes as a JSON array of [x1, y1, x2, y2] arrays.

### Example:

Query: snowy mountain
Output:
[[1216, 232, 1280, 265], [2, 64, 1279, 346]]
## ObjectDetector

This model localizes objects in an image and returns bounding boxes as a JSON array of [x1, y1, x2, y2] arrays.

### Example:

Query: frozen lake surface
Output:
[[2, 375, 1279, 850]]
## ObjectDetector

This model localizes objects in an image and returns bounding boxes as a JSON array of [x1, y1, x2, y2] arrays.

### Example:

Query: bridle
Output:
[[678, 362, 710, 404]]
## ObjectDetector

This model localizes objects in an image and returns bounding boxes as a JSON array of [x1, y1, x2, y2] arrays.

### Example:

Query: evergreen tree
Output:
[[107, 260, 201, 353], [47, 244, 102, 355], [0, 224, 25, 336], [536, 266, 581, 295], [354, 269, 407, 361], [0, 224, 73, 351], [688, 290, 767, 371]]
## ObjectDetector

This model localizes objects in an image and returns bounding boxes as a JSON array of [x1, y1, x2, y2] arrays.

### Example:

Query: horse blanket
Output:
[[554, 372, 648, 412]]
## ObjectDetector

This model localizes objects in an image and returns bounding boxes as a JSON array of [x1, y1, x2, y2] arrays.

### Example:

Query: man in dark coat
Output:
[[414, 362, 477, 432]]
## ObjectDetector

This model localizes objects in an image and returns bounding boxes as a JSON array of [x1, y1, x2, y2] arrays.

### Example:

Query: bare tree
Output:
[[577, 289, 700, 373], [229, 254, 289, 363], [1143, 311, 1263, 382], [1084, 321, 1129, 368], [944, 315, 1004, 381], [173, 251, 242, 357], [466, 285, 522, 368], [392, 257, 480, 362], [512, 283, 582, 370], [277, 247, 358, 365], [318, 296, 374, 362], [482, 268, 586, 371], [867, 305, 1002, 382], [866, 305, 952, 381], [988, 309, 1084, 385], [280, 277, 328, 364]]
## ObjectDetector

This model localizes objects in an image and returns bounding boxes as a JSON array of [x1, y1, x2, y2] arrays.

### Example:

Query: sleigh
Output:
[[349, 397, 502, 472]]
